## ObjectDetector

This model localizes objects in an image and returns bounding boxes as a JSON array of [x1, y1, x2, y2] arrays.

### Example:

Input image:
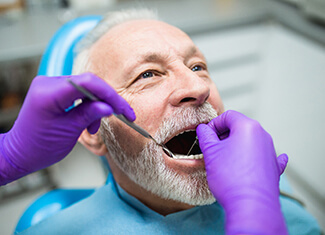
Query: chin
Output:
[[101, 102, 218, 207]]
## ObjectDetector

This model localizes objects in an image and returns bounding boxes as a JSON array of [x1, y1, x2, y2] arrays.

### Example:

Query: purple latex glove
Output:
[[197, 110, 288, 235], [0, 72, 135, 185]]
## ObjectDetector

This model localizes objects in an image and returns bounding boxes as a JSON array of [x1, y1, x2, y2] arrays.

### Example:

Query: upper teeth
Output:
[[173, 154, 203, 160], [174, 129, 195, 137]]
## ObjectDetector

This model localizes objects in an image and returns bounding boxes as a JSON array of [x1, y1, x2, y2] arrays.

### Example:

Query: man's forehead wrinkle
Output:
[[123, 44, 199, 73], [122, 50, 170, 77], [95, 20, 205, 81]]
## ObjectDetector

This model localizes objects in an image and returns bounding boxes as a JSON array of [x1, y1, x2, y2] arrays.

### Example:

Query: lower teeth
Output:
[[173, 154, 203, 160]]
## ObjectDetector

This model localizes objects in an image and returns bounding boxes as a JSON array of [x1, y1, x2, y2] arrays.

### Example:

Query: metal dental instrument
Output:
[[67, 79, 175, 158], [111, 114, 175, 158], [186, 137, 198, 156]]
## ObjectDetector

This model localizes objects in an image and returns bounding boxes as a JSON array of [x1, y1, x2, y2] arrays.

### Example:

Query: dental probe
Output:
[[111, 114, 175, 158], [186, 137, 198, 156], [67, 79, 175, 158]]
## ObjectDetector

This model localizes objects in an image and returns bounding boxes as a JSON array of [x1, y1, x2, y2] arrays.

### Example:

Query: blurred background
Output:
[[0, 0, 324, 234]]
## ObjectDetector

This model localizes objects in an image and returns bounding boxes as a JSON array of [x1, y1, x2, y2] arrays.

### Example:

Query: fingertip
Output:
[[197, 123, 206, 130], [87, 120, 101, 134], [124, 106, 136, 122], [196, 123, 209, 136], [196, 123, 220, 144], [74, 101, 114, 126], [277, 153, 289, 175], [280, 153, 289, 165], [93, 102, 114, 118], [283, 153, 289, 162]]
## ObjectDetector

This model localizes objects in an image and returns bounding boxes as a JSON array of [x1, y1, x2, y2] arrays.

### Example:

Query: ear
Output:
[[78, 129, 108, 156]]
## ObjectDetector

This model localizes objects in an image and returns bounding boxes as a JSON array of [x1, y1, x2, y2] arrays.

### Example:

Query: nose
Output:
[[169, 66, 210, 107]]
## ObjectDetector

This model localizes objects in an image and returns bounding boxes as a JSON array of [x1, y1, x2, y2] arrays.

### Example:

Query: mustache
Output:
[[153, 102, 218, 144]]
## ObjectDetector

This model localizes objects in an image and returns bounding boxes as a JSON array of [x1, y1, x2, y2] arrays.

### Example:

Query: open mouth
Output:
[[164, 130, 202, 160]]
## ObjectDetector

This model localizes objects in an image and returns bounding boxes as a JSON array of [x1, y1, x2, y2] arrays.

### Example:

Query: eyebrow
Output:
[[142, 53, 166, 64]]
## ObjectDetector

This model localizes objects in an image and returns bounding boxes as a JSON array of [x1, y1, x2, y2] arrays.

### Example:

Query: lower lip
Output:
[[163, 152, 205, 168]]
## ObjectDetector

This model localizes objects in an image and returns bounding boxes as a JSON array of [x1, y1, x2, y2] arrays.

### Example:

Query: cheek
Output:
[[108, 118, 147, 155], [131, 95, 166, 134], [208, 84, 224, 114], [107, 93, 166, 157], [119, 84, 169, 136]]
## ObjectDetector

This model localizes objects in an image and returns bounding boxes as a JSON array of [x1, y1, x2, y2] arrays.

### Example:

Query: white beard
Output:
[[100, 102, 218, 206]]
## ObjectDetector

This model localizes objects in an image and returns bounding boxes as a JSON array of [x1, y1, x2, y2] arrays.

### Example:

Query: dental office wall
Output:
[[0, 0, 325, 234]]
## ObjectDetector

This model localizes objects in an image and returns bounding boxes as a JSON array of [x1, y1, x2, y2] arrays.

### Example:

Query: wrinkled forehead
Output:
[[90, 20, 197, 61], [94, 19, 193, 49], [88, 20, 204, 87]]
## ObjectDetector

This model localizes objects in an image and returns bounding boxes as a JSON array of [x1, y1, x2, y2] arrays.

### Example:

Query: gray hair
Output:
[[72, 8, 158, 75]]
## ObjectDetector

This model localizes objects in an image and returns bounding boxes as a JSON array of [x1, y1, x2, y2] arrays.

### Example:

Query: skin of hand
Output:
[[197, 110, 289, 235], [0, 72, 135, 185]]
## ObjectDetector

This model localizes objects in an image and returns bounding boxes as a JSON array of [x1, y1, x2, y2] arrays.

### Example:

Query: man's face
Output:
[[89, 20, 224, 205]]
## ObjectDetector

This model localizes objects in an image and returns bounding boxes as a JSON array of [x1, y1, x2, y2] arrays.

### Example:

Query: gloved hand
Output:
[[0, 72, 135, 185], [197, 110, 288, 235]]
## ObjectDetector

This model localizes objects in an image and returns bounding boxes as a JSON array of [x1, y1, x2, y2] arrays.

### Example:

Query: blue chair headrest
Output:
[[38, 15, 102, 76]]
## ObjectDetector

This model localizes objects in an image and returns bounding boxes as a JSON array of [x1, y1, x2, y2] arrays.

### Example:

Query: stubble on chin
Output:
[[100, 102, 217, 206]]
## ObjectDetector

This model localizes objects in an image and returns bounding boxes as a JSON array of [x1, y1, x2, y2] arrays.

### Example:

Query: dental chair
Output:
[[14, 15, 103, 234], [14, 14, 301, 234]]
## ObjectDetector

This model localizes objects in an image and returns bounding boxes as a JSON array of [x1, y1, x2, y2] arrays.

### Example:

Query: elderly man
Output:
[[0, 9, 320, 234]]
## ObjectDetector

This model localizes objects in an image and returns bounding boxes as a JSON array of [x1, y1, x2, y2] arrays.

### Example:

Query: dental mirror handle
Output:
[[113, 114, 153, 139], [115, 114, 175, 158]]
